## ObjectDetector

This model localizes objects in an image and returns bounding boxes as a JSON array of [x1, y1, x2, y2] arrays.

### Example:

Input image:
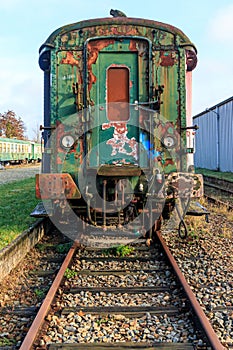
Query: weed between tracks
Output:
[[64, 268, 78, 279], [102, 245, 135, 257], [0, 177, 39, 250]]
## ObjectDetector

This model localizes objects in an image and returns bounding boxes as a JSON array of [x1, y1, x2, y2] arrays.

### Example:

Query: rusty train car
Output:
[[33, 10, 203, 242]]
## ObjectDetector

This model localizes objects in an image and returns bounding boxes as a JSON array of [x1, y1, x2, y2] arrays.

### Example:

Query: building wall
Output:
[[193, 96, 233, 172]]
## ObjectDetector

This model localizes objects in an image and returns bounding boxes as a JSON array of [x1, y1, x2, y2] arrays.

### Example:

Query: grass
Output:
[[64, 267, 78, 279], [0, 337, 16, 346], [184, 197, 233, 241], [195, 167, 233, 182], [102, 244, 135, 257], [0, 177, 39, 250]]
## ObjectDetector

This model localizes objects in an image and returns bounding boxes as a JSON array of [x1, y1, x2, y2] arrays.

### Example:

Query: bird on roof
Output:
[[110, 9, 127, 17]]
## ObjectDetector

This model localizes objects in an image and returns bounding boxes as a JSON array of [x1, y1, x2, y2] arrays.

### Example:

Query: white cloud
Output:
[[207, 3, 233, 43]]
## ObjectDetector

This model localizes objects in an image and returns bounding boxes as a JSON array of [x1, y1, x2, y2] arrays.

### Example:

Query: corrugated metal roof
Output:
[[193, 95, 233, 119]]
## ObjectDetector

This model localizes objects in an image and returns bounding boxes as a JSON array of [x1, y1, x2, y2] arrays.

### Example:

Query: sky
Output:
[[0, 0, 233, 139]]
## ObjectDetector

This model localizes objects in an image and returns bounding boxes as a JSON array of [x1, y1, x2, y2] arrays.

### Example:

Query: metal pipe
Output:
[[206, 107, 220, 171], [87, 199, 96, 226], [42, 69, 51, 173]]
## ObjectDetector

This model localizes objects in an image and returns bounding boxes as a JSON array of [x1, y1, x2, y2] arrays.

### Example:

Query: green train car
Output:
[[0, 137, 42, 165], [34, 10, 204, 242]]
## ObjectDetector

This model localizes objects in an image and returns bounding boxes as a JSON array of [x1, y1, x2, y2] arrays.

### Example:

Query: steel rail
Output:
[[204, 194, 233, 211], [156, 230, 225, 350], [204, 181, 233, 195], [19, 241, 78, 350]]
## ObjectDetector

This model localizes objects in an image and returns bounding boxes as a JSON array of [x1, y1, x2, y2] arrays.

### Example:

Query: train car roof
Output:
[[0, 137, 32, 143], [39, 16, 197, 53]]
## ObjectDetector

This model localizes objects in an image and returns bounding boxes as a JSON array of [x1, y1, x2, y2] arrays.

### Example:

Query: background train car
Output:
[[0, 137, 42, 165], [34, 10, 203, 241]]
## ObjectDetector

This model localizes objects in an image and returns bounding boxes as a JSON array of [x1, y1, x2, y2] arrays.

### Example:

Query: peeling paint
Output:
[[102, 122, 138, 162], [87, 39, 115, 91]]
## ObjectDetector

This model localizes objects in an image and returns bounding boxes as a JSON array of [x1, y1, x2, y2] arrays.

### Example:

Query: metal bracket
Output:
[[40, 125, 56, 131], [181, 125, 199, 131]]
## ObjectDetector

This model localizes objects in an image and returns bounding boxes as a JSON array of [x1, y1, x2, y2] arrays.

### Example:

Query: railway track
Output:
[[205, 194, 233, 211], [203, 175, 233, 210], [0, 228, 71, 348], [19, 231, 224, 350]]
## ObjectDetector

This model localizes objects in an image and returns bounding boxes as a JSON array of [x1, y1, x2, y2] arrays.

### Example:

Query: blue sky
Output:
[[0, 0, 233, 139]]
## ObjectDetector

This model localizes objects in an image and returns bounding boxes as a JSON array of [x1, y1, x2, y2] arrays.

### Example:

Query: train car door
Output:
[[31, 143, 35, 161], [87, 38, 150, 168]]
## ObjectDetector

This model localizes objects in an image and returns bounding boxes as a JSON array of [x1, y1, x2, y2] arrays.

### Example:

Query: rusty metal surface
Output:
[[97, 164, 141, 176], [156, 230, 226, 350], [37, 12, 203, 234], [19, 243, 78, 350], [36, 173, 81, 199], [40, 17, 196, 51], [167, 172, 204, 198]]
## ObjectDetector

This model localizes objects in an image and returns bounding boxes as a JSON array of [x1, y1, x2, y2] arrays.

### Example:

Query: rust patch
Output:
[[109, 25, 139, 36], [60, 51, 81, 66], [160, 51, 175, 66], [87, 39, 115, 90], [129, 40, 138, 51], [36, 173, 81, 199]]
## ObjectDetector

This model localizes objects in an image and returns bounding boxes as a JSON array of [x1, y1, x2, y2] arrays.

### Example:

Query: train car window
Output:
[[11, 144, 14, 152], [7, 143, 10, 152], [3, 143, 6, 152], [0, 143, 2, 152], [14, 144, 17, 153], [107, 67, 129, 122]]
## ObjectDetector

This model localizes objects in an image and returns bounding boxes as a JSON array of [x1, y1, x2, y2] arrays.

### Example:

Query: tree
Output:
[[0, 110, 26, 139], [32, 123, 41, 143]]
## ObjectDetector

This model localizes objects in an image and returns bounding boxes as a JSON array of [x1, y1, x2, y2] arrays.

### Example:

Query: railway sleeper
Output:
[[48, 343, 200, 349]]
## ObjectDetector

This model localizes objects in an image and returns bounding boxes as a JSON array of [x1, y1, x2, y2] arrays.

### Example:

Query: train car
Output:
[[34, 10, 203, 243], [0, 137, 42, 165], [30, 142, 42, 163]]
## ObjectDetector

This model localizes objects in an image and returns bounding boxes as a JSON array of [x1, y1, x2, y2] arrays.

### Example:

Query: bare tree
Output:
[[32, 123, 41, 143]]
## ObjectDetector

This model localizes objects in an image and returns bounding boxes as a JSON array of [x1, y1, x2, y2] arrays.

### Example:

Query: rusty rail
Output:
[[156, 230, 225, 350], [19, 232, 225, 350], [205, 194, 233, 211], [19, 242, 78, 350]]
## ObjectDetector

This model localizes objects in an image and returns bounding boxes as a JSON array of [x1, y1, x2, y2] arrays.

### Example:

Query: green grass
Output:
[[102, 244, 135, 257], [0, 177, 39, 250], [195, 167, 233, 182], [64, 267, 78, 279]]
